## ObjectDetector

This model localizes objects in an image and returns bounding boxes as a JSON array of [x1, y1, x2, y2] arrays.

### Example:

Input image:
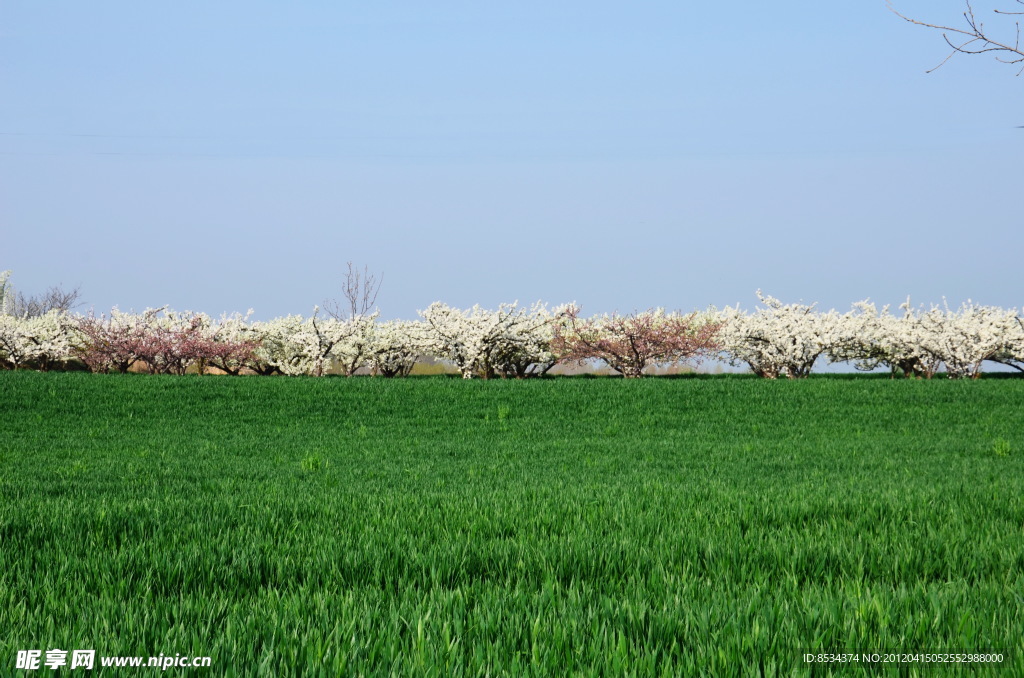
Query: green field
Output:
[[1, 373, 1023, 676]]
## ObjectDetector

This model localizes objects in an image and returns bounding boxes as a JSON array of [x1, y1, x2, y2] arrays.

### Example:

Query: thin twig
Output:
[[887, 0, 1024, 74]]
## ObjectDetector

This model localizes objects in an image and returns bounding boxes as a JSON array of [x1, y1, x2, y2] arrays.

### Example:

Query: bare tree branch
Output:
[[323, 262, 382, 320], [887, 0, 1024, 74], [8, 284, 83, 318]]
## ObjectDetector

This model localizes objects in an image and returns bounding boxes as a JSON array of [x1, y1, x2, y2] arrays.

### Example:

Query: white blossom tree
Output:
[[0, 271, 11, 316], [989, 315, 1024, 372], [419, 301, 560, 379], [330, 313, 378, 377], [0, 310, 79, 371], [830, 298, 1024, 379], [717, 291, 853, 379], [917, 300, 1024, 379], [258, 314, 323, 376], [249, 310, 380, 377], [366, 320, 428, 377], [831, 299, 943, 378]]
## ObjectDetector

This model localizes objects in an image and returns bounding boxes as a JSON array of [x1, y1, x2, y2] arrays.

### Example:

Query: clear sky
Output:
[[1, 1, 1020, 321]]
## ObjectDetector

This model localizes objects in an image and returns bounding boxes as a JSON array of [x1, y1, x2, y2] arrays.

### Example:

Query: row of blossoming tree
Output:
[[1, 288, 1022, 379]]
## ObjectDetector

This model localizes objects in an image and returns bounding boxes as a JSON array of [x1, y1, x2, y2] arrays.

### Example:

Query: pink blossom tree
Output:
[[202, 336, 260, 375], [74, 310, 148, 373], [75, 309, 258, 375], [131, 311, 208, 375], [551, 306, 722, 378]]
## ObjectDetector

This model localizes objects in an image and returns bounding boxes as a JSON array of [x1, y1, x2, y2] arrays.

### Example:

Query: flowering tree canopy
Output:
[[716, 292, 852, 379], [552, 306, 722, 378], [0, 310, 78, 371], [419, 302, 559, 379], [1, 284, 1021, 380], [367, 320, 428, 378]]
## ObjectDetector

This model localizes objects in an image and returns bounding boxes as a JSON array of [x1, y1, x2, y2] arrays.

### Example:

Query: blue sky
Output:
[[1, 1, 1020, 320]]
